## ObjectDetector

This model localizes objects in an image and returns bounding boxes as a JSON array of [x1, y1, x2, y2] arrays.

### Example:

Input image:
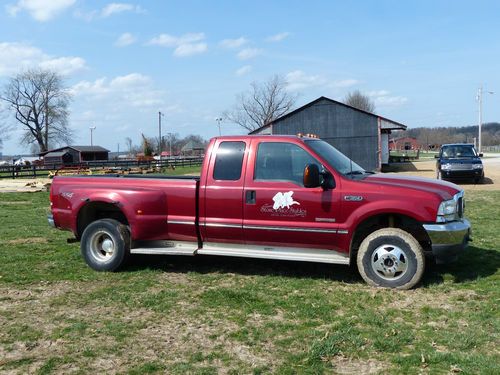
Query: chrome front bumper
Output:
[[423, 219, 471, 264], [48, 214, 55, 228]]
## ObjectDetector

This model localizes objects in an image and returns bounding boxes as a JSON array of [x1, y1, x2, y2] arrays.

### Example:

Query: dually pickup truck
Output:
[[49, 135, 471, 289]]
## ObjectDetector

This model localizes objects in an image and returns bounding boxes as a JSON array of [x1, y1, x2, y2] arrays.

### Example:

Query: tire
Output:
[[356, 228, 425, 290], [81, 218, 130, 271]]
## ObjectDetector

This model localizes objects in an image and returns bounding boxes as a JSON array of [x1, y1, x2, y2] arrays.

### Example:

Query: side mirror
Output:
[[479, 153, 483, 157], [434, 154, 439, 159], [303, 164, 321, 188]]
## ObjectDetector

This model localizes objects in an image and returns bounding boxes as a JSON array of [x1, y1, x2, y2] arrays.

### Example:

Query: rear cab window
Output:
[[213, 141, 246, 181]]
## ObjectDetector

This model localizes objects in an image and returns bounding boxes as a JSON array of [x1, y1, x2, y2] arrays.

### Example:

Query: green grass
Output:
[[0, 191, 499, 373]]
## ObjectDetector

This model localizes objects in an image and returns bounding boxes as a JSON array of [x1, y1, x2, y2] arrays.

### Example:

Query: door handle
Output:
[[245, 190, 256, 204]]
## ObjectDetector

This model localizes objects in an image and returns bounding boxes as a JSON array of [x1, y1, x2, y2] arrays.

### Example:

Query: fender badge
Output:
[[315, 218, 336, 223], [344, 195, 363, 202]]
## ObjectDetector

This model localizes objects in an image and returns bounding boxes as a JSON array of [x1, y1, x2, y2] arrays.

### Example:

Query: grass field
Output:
[[0, 191, 499, 374]]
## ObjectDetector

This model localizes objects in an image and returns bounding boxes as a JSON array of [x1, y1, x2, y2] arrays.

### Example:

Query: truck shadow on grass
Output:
[[126, 245, 499, 287], [452, 176, 494, 185], [127, 254, 363, 284], [422, 245, 500, 286]]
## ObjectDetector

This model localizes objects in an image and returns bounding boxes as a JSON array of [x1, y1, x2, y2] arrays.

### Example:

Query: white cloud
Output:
[[71, 73, 167, 110], [237, 48, 262, 60], [0, 42, 86, 76], [285, 70, 326, 91], [367, 90, 408, 107], [235, 65, 252, 76], [115, 32, 137, 47], [148, 33, 208, 57], [39, 56, 86, 75], [6, 0, 76, 22], [101, 3, 144, 17], [219, 37, 248, 49], [333, 79, 359, 88], [266, 32, 291, 42], [148, 33, 205, 47], [284, 70, 360, 92], [173, 43, 207, 57], [367, 90, 390, 97]]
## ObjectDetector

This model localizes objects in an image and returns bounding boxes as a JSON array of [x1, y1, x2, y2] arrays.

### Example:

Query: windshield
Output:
[[305, 139, 366, 175], [441, 145, 477, 158]]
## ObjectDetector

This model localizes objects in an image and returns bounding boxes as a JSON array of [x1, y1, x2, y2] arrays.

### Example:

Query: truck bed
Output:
[[50, 175, 199, 242]]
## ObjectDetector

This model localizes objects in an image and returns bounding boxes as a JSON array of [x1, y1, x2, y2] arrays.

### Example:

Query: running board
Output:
[[198, 242, 350, 265], [130, 240, 198, 256]]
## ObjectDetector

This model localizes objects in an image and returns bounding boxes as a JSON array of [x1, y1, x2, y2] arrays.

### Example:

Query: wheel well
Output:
[[349, 213, 431, 264], [77, 202, 129, 239]]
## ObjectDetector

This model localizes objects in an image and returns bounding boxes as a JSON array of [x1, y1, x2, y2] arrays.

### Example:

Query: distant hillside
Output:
[[396, 122, 500, 146]]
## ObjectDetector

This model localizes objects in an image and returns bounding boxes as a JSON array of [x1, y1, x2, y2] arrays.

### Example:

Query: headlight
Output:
[[441, 163, 452, 170], [472, 164, 483, 169], [436, 192, 464, 222]]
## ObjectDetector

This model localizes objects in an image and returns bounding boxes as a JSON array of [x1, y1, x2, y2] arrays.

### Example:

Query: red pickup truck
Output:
[[48, 135, 471, 289]]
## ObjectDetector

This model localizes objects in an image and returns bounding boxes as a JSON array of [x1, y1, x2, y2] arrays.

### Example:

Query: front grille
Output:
[[449, 163, 472, 171]]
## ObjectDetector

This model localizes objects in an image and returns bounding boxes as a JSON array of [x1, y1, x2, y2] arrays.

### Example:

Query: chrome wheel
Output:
[[371, 244, 408, 280], [89, 230, 115, 262]]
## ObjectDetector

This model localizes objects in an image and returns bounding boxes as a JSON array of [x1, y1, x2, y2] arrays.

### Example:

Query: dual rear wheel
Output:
[[81, 219, 130, 271]]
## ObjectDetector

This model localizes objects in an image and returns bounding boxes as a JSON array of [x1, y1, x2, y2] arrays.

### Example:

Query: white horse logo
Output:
[[272, 191, 300, 210]]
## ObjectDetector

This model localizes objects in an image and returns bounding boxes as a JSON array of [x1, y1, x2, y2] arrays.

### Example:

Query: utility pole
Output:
[[215, 117, 223, 136], [89, 126, 96, 146], [158, 111, 165, 156], [44, 94, 49, 152], [477, 86, 494, 153]]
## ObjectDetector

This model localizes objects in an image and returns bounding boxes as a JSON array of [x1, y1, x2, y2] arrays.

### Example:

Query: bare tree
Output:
[[0, 69, 73, 152], [344, 90, 375, 113], [0, 104, 11, 151], [224, 75, 297, 132], [125, 137, 133, 154], [141, 134, 154, 157]]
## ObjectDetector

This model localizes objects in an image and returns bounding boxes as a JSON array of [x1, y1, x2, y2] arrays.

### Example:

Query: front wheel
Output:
[[356, 228, 425, 289], [81, 219, 130, 271]]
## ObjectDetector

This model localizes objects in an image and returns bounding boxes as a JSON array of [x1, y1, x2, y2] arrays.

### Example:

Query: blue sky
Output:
[[1, 0, 499, 154]]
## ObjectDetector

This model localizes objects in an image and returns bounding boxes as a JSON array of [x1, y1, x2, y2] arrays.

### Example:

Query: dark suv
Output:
[[436, 144, 484, 183]]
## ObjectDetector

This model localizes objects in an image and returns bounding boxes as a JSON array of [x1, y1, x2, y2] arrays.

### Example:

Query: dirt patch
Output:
[[329, 355, 387, 374], [0, 279, 280, 373], [0, 179, 51, 193], [385, 289, 478, 312], [4, 237, 48, 245]]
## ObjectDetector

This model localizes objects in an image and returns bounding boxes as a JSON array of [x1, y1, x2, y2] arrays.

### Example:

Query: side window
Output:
[[255, 142, 318, 185], [213, 141, 246, 181]]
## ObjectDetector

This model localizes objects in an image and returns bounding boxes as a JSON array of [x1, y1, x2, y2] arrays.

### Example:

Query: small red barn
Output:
[[389, 137, 421, 151]]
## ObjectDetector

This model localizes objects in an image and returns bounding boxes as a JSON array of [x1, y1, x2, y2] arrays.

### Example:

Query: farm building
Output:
[[40, 146, 110, 165], [181, 140, 205, 156], [389, 137, 421, 151], [249, 96, 407, 171]]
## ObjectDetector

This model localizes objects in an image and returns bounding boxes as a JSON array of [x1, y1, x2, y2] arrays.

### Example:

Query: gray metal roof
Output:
[[69, 145, 110, 152], [39, 145, 110, 156], [44, 151, 69, 157], [249, 96, 407, 134]]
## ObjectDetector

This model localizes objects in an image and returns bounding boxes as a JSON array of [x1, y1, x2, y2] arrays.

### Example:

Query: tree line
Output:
[[398, 123, 500, 147]]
